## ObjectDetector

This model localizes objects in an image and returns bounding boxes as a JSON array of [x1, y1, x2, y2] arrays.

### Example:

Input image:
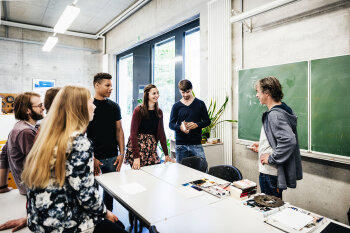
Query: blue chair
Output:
[[181, 156, 208, 173], [208, 165, 243, 182]]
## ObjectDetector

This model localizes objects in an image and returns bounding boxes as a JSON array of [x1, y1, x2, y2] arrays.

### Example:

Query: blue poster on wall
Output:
[[32, 79, 56, 101], [33, 80, 55, 88]]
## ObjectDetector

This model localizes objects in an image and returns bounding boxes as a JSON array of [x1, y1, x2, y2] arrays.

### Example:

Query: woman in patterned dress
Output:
[[125, 84, 172, 170], [21, 86, 127, 233]]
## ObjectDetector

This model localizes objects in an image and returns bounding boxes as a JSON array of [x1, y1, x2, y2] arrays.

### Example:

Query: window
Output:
[[116, 18, 199, 144], [184, 27, 200, 97], [153, 37, 176, 138], [118, 54, 133, 139]]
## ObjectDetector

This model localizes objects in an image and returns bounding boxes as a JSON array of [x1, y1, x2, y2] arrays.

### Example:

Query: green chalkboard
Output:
[[311, 55, 350, 157], [238, 62, 308, 150]]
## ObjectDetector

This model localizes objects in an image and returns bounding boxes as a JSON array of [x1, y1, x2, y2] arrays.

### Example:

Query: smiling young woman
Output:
[[124, 84, 171, 170]]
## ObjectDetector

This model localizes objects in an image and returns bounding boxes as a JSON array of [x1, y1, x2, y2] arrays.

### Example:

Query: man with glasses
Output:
[[0, 92, 44, 194]]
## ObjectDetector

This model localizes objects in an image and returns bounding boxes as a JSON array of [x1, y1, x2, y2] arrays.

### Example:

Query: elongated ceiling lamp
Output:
[[54, 5, 80, 33], [42, 2, 80, 52], [42, 36, 58, 52]]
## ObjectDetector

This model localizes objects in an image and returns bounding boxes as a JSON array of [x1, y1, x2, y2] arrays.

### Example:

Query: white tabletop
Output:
[[95, 168, 220, 225], [97, 164, 350, 233], [155, 197, 282, 233], [141, 162, 227, 186], [0, 189, 30, 233]]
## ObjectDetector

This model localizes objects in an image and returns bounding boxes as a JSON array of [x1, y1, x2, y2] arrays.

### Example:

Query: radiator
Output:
[[208, 0, 232, 165]]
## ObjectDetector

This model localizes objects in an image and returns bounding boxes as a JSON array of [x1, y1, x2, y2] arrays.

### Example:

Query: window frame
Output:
[[116, 17, 199, 104]]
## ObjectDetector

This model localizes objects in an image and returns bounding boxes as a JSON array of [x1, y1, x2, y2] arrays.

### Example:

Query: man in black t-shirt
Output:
[[87, 72, 125, 211]]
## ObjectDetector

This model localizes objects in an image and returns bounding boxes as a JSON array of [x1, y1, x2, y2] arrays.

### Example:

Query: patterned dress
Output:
[[27, 134, 106, 233], [125, 134, 161, 167]]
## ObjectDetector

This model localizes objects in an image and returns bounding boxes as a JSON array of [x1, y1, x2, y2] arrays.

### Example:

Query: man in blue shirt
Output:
[[169, 80, 210, 163]]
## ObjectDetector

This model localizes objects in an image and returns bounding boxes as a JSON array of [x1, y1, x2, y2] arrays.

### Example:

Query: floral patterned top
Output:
[[27, 134, 106, 233]]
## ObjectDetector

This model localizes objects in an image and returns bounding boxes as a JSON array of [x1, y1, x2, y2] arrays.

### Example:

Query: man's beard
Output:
[[30, 110, 44, 121]]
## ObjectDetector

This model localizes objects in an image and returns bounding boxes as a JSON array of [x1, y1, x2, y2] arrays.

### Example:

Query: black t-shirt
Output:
[[87, 98, 121, 159], [138, 110, 159, 136]]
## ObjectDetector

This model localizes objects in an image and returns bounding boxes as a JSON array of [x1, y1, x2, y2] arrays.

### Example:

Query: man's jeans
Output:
[[259, 173, 283, 199], [99, 156, 117, 211], [175, 144, 206, 163]]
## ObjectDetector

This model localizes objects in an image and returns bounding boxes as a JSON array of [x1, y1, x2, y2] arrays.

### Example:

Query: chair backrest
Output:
[[208, 165, 243, 182], [181, 156, 208, 173], [149, 225, 159, 233]]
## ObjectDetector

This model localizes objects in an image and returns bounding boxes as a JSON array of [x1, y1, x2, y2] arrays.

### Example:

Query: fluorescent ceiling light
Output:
[[42, 36, 58, 52], [54, 5, 80, 33]]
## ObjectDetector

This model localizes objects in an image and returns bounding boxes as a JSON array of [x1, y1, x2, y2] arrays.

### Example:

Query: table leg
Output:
[[134, 216, 138, 233]]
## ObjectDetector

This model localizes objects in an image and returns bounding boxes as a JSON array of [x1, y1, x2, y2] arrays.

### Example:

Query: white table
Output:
[[0, 189, 30, 233], [155, 198, 282, 233], [97, 164, 350, 233], [141, 162, 226, 186], [95, 168, 219, 226]]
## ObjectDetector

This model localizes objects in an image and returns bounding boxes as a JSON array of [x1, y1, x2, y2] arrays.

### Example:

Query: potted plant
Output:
[[201, 96, 237, 143]]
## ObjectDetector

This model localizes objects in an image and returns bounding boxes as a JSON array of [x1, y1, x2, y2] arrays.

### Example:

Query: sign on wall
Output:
[[32, 79, 56, 100]]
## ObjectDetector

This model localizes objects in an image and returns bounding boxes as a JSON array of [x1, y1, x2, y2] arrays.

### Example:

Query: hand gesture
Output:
[[0, 217, 27, 232], [180, 121, 189, 134], [164, 155, 172, 163], [132, 158, 141, 170], [185, 122, 198, 130], [105, 210, 118, 223], [249, 142, 259, 153], [93, 158, 103, 176], [114, 155, 124, 172], [260, 153, 270, 165], [0, 186, 13, 193]]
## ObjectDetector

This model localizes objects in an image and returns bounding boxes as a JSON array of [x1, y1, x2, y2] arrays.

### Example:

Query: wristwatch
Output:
[[119, 153, 126, 156]]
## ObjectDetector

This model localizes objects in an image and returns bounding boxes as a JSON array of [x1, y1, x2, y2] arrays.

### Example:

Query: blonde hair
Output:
[[22, 86, 91, 188]]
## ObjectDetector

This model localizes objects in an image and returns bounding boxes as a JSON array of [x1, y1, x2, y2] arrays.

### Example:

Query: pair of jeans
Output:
[[99, 156, 118, 211], [175, 144, 206, 163], [259, 173, 283, 199]]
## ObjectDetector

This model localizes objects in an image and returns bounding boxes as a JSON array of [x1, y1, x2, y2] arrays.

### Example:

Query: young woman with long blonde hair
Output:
[[22, 86, 126, 233]]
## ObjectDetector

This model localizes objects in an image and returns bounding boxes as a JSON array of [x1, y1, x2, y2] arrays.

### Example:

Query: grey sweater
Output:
[[262, 103, 303, 190]]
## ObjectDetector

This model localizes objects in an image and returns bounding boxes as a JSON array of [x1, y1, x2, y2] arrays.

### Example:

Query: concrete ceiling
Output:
[[1, 0, 136, 34]]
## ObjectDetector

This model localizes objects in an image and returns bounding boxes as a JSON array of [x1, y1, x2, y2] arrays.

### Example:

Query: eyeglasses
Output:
[[32, 103, 44, 108]]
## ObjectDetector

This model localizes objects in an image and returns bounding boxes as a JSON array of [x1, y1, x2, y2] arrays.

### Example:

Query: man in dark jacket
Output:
[[249, 76, 302, 199]]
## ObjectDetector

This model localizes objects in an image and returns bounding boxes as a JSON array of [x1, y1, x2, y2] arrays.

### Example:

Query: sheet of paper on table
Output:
[[119, 182, 147, 195], [269, 208, 314, 230]]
